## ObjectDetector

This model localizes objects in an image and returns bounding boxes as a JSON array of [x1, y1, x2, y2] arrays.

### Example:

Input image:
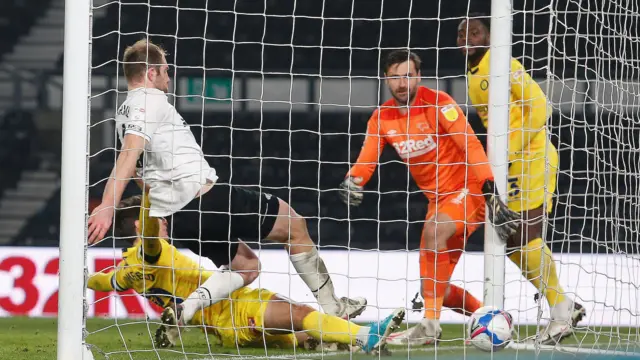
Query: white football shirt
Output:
[[115, 87, 217, 217]]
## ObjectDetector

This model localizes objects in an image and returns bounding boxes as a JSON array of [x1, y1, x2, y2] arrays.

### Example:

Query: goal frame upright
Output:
[[57, 0, 92, 358], [483, 0, 513, 308]]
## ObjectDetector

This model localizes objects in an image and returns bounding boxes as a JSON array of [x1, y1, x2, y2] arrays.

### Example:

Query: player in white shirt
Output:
[[87, 39, 366, 324]]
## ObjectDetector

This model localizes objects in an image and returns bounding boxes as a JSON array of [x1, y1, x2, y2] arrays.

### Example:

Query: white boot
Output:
[[386, 318, 441, 346], [540, 298, 585, 345], [333, 296, 368, 320]]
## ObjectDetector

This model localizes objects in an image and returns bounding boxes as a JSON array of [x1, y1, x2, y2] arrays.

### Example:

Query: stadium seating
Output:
[[89, 0, 624, 80], [0, 0, 51, 61], [0, 110, 37, 196], [90, 0, 524, 76], [13, 151, 140, 246]]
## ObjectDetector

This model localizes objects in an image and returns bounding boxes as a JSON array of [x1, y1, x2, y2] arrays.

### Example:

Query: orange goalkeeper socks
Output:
[[443, 284, 482, 317], [420, 251, 452, 320]]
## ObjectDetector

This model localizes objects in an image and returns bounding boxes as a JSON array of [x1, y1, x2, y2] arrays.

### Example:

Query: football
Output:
[[467, 306, 514, 352]]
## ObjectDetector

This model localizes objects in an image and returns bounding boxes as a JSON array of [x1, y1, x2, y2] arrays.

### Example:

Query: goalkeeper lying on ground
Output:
[[87, 195, 404, 353]]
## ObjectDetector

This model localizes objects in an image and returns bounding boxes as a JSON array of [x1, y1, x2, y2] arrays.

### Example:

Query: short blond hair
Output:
[[122, 39, 166, 82]]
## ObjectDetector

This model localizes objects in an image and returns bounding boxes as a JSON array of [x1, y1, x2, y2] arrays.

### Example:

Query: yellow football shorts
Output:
[[195, 287, 297, 348], [507, 143, 558, 213]]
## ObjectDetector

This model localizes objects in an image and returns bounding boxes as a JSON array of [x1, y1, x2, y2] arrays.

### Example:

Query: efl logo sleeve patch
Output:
[[441, 103, 459, 122]]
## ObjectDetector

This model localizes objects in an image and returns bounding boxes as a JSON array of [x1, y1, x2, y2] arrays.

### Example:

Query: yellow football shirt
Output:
[[467, 50, 554, 161], [99, 239, 215, 309], [87, 239, 295, 348]]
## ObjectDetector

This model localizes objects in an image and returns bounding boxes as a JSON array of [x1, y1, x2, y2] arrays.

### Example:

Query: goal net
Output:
[[507, 0, 640, 354], [70, 0, 639, 358]]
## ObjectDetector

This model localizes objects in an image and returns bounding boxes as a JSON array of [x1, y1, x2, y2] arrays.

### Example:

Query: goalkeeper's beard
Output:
[[392, 88, 417, 107]]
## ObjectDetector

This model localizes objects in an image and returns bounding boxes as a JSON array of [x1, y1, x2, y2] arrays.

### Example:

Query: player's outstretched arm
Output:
[[435, 94, 520, 240], [340, 112, 386, 207], [88, 134, 145, 244], [87, 260, 130, 292], [87, 271, 115, 292]]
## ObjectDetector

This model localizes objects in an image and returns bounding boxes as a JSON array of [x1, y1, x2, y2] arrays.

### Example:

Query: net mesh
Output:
[[509, 0, 640, 354], [84, 0, 640, 358]]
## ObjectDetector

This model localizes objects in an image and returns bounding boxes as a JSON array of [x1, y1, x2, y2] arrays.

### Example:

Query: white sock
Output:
[[181, 271, 245, 323], [419, 318, 442, 337], [550, 297, 573, 322], [289, 247, 341, 315]]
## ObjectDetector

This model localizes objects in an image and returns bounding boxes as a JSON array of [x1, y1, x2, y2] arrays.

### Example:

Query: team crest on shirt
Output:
[[440, 104, 459, 122], [416, 123, 430, 132]]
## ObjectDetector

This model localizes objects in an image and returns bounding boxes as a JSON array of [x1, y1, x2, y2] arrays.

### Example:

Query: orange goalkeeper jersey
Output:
[[347, 86, 493, 200]]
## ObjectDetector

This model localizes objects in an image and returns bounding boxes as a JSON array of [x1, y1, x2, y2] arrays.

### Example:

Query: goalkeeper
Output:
[[87, 195, 404, 353], [457, 13, 585, 344], [339, 50, 519, 345], [87, 39, 365, 323]]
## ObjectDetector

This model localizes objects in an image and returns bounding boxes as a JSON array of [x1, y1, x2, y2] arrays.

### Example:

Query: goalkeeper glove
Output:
[[339, 177, 364, 207], [482, 179, 521, 241]]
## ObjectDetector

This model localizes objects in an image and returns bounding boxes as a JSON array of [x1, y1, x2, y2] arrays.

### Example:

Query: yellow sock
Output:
[[139, 192, 161, 257], [302, 311, 361, 345], [519, 238, 566, 307], [509, 250, 541, 290]]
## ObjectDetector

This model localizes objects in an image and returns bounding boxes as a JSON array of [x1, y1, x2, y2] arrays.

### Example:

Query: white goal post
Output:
[[55, 0, 640, 359], [483, 0, 512, 309], [58, 0, 91, 358]]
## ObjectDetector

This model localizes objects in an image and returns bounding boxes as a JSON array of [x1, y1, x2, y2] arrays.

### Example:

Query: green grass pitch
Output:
[[0, 317, 638, 360]]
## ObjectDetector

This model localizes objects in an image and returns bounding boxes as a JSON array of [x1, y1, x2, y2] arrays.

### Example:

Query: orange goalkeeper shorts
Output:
[[420, 186, 486, 267]]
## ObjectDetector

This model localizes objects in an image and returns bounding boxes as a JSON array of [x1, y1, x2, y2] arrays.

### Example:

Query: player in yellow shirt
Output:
[[87, 195, 404, 353], [457, 13, 585, 344]]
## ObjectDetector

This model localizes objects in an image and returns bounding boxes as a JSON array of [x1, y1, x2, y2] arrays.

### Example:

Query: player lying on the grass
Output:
[[339, 49, 519, 345], [87, 195, 405, 353], [457, 13, 585, 344], [87, 39, 365, 322]]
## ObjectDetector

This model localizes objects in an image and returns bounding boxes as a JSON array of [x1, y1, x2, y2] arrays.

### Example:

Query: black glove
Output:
[[339, 177, 364, 207], [482, 179, 520, 241]]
